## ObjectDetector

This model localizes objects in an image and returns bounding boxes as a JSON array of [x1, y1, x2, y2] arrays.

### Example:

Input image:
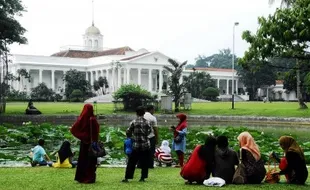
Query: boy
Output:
[[31, 139, 51, 167], [213, 136, 239, 184]]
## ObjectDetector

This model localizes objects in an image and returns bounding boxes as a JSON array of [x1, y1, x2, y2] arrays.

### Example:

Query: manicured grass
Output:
[[4, 101, 310, 117], [0, 167, 308, 190]]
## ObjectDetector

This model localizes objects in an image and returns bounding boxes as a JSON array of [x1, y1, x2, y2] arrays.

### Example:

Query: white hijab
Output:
[[160, 140, 171, 154]]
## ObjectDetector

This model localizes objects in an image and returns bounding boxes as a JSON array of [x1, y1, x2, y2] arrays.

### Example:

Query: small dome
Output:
[[85, 25, 101, 35]]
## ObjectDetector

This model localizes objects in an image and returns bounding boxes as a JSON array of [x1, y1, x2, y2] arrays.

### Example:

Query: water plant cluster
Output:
[[1, 123, 310, 165]]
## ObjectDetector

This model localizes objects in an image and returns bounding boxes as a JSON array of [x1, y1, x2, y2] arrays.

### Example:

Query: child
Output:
[[51, 141, 77, 168], [124, 131, 133, 163], [155, 140, 172, 166], [31, 139, 51, 167]]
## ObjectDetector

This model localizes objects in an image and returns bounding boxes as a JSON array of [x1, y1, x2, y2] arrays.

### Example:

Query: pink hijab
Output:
[[237, 132, 261, 161]]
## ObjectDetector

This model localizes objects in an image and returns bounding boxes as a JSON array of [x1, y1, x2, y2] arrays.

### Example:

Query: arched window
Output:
[[94, 40, 98, 48], [88, 40, 92, 47]]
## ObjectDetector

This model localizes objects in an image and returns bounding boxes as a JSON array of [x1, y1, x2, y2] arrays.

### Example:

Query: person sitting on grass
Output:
[[270, 136, 308, 184], [155, 140, 173, 167], [213, 136, 239, 184], [30, 139, 51, 167], [50, 140, 77, 168], [124, 131, 133, 164], [180, 135, 217, 185]]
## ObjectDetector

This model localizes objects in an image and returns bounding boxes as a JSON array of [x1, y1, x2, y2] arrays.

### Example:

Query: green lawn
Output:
[[4, 101, 310, 117], [0, 167, 308, 190]]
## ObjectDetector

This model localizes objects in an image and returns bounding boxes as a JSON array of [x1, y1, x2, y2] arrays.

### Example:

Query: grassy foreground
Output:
[[0, 167, 308, 190], [4, 101, 310, 117]]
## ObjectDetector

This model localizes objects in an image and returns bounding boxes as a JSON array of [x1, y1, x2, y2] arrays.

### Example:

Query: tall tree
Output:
[[240, 0, 310, 109], [268, 0, 296, 7], [195, 49, 239, 69], [98, 76, 109, 95], [183, 72, 215, 99], [164, 58, 187, 112], [0, 0, 27, 113], [64, 69, 91, 99]]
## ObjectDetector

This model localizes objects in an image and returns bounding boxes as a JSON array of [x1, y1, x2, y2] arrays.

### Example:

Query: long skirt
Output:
[[75, 142, 97, 183]]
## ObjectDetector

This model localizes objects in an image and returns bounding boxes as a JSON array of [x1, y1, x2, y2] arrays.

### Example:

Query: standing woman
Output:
[[272, 136, 308, 184], [171, 113, 188, 167], [70, 104, 100, 183]]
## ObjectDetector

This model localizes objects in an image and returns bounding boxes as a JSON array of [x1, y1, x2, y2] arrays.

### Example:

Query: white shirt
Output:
[[144, 112, 157, 138]]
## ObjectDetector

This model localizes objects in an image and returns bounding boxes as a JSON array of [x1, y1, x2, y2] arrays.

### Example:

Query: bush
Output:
[[70, 89, 83, 102], [31, 83, 54, 101], [53, 94, 63, 102], [203, 87, 219, 101], [113, 84, 153, 111], [7, 90, 28, 101]]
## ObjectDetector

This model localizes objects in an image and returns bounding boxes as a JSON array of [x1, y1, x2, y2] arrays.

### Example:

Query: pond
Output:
[[1, 122, 310, 167]]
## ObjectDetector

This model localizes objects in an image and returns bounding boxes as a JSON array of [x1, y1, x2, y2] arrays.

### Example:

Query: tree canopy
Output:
[[64, 69, 91, 99], [183, 72, 215, 99], [194, 49, 238, 69]]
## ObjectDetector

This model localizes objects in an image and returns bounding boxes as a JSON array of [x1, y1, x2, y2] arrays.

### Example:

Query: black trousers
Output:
[[149, 137, 156, 168], [125, 149, 150, 179]]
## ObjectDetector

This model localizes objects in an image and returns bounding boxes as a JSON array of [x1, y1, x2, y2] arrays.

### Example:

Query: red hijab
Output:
[[70, 104, 99, 143], [174, 113, 187, 137]]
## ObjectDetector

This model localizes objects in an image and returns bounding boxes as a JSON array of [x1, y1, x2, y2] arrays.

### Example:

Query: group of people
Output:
[[30, 103, 308, 186]]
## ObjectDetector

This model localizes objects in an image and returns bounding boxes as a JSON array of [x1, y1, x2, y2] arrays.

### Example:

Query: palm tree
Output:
[[164, 58, 187, 112], [268, 0, 295, 8]]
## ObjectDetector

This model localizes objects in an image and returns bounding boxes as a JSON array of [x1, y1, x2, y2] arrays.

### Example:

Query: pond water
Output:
[[1, 123, 310, 167]]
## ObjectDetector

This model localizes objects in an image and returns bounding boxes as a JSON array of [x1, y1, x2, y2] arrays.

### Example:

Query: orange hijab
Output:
[[279, 136, 305, 160], [237, 132, 261, 161]]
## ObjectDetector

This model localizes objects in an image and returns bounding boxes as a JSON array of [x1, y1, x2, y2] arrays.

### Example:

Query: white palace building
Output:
[[8, 23, 296, 101]]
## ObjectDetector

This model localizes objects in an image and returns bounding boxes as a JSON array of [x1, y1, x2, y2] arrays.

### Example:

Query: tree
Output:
[[268, 0, 296, 7], [164, 58, 187, 112], [70, 89, 83, 102], [98, 76, 109, 95], [203, 87, 219, 101], [0, 0, 27, 113], [113, 84, 153, 111], [240, 0, 310, 109], [30, 83, 54, 101], [194, 49, 239, 69], [93, 80, 100, 93], [183, 72, 215, 99], [64, 69, 91, 99], [237, 61, 277, 100]]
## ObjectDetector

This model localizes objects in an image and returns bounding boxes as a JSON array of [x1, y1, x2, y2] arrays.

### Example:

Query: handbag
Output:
[[174, 135, 183, 143], [88, 118, 106, 158], [232, 148, 247, 184], [265, 160, 280, 184]]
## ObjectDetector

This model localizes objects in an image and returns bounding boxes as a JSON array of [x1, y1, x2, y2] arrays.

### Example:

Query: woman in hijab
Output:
[[70, 104, 100, 183], [52, 141, 76, 168], [271, 136, 308, 184], [180, 135, 217, 184], [171, 113, 187, 167], [235, 132, 266, 184]]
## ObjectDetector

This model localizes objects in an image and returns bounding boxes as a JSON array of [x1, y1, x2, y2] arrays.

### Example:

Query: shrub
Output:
[[7, 89, 28, 101], [30, 83, 55, 101], [203, 87, 219, 101], [113, 84, 153, 111], [70, 89, 83, 102]]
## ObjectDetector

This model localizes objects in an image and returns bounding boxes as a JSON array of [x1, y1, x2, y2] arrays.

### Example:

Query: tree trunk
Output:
[[296, 59, 308, 109], [175, 98, 180, 112]]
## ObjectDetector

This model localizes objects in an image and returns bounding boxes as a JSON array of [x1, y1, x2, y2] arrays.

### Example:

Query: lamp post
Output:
[[232, 22, 239, 109]]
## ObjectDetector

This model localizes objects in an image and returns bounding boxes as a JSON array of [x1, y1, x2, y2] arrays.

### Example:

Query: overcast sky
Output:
[[10, 0, 279, 64]]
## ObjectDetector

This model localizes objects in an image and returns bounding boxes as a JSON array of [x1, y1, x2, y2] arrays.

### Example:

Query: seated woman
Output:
[[271, 136, 308, 184], [180, 136, 216, 184], [155, 140, 173, 166], [235, 132, 266, 184], [51, 141, 77, 168], [25, 100, 42, 115]]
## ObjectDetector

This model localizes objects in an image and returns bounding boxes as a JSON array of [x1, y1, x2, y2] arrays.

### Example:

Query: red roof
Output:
[[120, 52, 150, 61], [51, 46, 134, 58], [186, 67, 236, 72]]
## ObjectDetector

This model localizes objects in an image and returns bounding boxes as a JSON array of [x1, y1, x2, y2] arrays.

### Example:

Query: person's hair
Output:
[[126, 131, 132, 138], [146, 105, 154, 112], [217, 135, 229, 148], [38, 139, 45, 146], [198, 135, 217, 161], [136, 106, 145, 116]]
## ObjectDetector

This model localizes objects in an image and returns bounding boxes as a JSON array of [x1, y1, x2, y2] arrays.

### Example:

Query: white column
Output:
[[117, 68, 121, 89], [105, 69, 109, 92], [62, 70, 66, 94], [86, 71, 88, 81], [217, 79, 220, 88], [236, 79, 239, 94], [159, 69, 163, 92], [111, 67, 115, 92], [96, 70, 99, 80], [126, 67, 130, 84], [226, 79, 229, 95], [101, 70, 104, 77], [90, 71, 94, 85], [39, 69, 43, 84], [137, 68, 141, 85], [148, 69, 152, 91], [51, 70, 55, 91]]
